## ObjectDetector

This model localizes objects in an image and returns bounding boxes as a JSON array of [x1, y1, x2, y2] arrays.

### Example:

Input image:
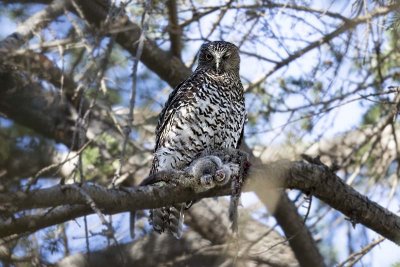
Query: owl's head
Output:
[[197, 41, 240, 75]]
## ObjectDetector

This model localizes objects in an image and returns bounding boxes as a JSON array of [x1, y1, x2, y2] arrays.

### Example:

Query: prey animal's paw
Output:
[[200, 174, 215, 189], [215, 162, 239, 186], [214, 169, 226, 183]]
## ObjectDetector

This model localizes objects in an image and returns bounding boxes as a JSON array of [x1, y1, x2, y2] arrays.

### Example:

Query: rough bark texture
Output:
[[1, 156, 399, 245]]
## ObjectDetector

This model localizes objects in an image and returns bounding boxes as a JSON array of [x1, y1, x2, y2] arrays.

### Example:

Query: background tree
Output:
[[0, 0, 400, 266]]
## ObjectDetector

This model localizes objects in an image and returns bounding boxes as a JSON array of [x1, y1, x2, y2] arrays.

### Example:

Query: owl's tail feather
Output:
[[150, 204, 184, 239], [150, 207, 169, 233], [168, 204, 184, 239]]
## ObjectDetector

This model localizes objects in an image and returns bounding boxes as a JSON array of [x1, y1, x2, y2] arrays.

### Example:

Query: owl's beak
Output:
[[215, 55, 221, 74]]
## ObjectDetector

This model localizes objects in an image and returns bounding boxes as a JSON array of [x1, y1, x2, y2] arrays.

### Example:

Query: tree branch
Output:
[[0, 1, 324, 264], [166, 0, 181, 58], [3, 1, 398, 264], [0, 0, 70, 52], [242, 143, 325, 267], [70, 0, 190, 87], [0, 66, 76, 148], [57, 199, 298, 267], [1, 152, 399, 245], [245, 2, 400, 92], [273, 192, 324, 267], [5, 51, 79, 103]]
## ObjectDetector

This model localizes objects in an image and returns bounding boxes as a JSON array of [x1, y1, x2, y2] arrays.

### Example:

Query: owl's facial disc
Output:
[[198, 41, 240, 74]]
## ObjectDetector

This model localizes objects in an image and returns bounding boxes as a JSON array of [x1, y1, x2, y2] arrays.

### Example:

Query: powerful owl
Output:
[[150, 41, 246, 238]]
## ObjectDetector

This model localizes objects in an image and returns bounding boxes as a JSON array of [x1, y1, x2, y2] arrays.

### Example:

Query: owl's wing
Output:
[[154, 77, 198, 151], [236, 127, 244, 149], [236, 109, 247, 149]]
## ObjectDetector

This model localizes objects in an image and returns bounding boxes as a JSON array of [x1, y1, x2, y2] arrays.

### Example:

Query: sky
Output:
[[1, 1, 400, 266]]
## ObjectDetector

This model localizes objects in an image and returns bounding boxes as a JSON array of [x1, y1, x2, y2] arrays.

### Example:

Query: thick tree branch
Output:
[[242, 143, 325, 267], [70, 0, 190, 87], [0, 2, 324, 265], [0, 66, 76, 148], [0, 1, 115, 150], [166, 0, 182, 58], [248, 160, 400, 245], [41, 0, 190, 87], [0, 57, 123, 151], [274, 192, 323, 266], [1, 155, 399, 245], [1, 205, 89, 239], [0, 1, 322, 264], [2, 1, 399, 264]]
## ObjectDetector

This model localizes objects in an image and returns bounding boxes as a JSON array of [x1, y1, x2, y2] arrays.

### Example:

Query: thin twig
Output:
[[337, 237, 385, 267], [113, 0, 152, 186]]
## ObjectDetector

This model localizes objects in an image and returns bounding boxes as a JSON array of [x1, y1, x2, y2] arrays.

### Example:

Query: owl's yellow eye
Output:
[[205, 53, 213, 61]]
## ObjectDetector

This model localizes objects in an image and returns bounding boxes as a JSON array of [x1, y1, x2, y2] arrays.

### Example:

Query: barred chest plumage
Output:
[[154, 70, 246, 172], [145, 41, 246, 239]]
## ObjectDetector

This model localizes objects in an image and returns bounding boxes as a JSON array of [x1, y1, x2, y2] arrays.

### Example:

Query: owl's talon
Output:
[[215, 169, 226, 183]]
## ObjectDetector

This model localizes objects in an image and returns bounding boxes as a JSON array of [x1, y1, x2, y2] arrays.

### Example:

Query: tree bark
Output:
[[1, 156, 399, 245]]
